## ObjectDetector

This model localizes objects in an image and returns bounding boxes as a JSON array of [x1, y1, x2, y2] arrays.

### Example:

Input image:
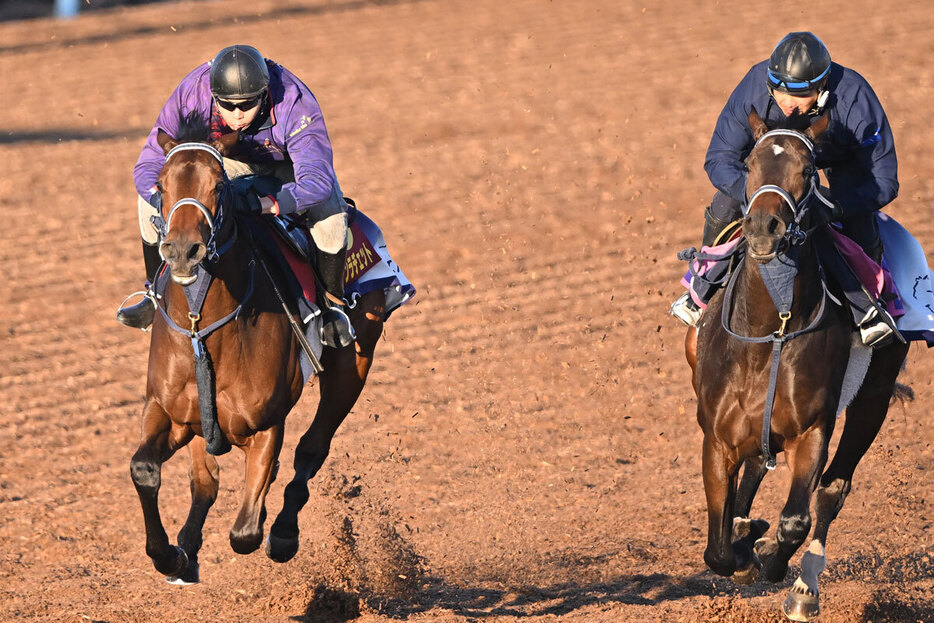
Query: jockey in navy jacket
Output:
[[670, 32, 900, 347], [706, 59, 898, 223]]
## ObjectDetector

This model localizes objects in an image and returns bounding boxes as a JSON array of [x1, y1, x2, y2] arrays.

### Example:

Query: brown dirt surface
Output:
[[1, 1, 933, 621]]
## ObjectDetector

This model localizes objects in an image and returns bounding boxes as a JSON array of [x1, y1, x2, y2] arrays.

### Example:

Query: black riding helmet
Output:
[[767, 32, 831, 95], [210, 45, 269, 100]]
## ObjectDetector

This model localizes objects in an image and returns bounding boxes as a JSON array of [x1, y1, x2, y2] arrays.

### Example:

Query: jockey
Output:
[[670, 32, 899, 347], [117, 44, 354, 347]]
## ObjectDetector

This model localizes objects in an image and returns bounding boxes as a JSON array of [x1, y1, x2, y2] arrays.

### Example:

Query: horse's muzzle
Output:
[[160, 239, 207, 285]]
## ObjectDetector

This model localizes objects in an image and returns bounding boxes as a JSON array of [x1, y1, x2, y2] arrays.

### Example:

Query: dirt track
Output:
[[1, 1, 933, 621]]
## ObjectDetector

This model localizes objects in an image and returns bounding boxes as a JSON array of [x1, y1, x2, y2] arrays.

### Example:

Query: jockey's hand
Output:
[[815, 186, 845, 225], [236, 190, 264, 215], [147, 189, 163, 212]]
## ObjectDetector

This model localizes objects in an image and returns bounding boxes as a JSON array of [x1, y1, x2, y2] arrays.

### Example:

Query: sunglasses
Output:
[[214, 92, 264, 112]]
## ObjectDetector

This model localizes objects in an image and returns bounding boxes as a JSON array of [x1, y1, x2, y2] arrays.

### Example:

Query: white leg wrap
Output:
[[310, 213, 349, 254], [795, 539, 826, 595]]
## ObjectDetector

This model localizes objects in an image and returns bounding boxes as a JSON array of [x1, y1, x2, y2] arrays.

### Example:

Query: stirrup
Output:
[[858, 308, 895, 348], [116, 290, 157, 332], [670, 292, 702, 327], [319, 294, 356, 348]]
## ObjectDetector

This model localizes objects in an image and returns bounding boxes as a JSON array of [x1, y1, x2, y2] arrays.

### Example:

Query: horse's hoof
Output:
[[783, 587, 820, 621], [265, 531, 299, 563], [732, 517, 770, 540], [754, 536, 778, 557], [153, 545, 189, 577], [732, 558, 760, 585], [166, 561, 200, 585], [230, 531, 262, 555]]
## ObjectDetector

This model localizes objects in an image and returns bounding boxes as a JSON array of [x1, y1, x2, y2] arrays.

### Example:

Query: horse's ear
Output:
[[212, 131, 240, 157], [805, 112, 830, 142], [748, 107, 768, 141], [157, 130, 177, 155]]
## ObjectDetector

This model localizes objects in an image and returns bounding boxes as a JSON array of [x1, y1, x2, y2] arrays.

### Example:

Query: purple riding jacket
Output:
[[133, 59, 342, 219]]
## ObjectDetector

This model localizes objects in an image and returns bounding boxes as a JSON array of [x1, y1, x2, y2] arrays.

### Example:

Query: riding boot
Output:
[[670, 207, 733, 326], [702, 205, 734, 248], [116, 240, 162, 330], [316, 247, 356, 348], [817, 232, 901, 348]]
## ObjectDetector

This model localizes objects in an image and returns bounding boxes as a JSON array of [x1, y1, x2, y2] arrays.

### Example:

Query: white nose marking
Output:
[[772, 144, 785, 156]]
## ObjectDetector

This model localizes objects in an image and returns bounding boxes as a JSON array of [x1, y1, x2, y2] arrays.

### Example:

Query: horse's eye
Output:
[[215, 182, 226, 193], [803, 166, 814, 178]]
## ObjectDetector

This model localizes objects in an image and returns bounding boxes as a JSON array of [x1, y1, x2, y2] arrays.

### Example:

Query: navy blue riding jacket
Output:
[[705, 60, 898, 217]]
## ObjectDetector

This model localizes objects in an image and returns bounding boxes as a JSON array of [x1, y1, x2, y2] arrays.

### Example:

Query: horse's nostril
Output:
[[767, 216, 784, 235], [188, 243, 206, 262]]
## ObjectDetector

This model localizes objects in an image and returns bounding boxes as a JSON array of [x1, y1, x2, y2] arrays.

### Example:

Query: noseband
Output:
[[152, 142, 233, 261]]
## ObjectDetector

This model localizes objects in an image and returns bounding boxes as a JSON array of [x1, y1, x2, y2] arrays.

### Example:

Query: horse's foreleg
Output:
[[735, 455, 770, 518], [130, 400, 193, 577], [230, 425, 283, 554], [701, 435, 741, 577], [685, 326, 698, 377], [171, 436, 220, 584], [783, 343, 908, 621], [268, 301, 383, 563], [760, 425, 828, 584]]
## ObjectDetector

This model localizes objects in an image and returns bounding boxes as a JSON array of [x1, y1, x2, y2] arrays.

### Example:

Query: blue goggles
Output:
[[767, 65, 830, 94]]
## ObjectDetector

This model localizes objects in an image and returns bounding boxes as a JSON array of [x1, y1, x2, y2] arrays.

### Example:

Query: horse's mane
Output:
[[173, 112, 212, 144]]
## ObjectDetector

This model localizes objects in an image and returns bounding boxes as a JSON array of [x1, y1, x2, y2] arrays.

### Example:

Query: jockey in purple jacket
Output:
[[117, 44, 354, 347], [670, 32, 898, 347]]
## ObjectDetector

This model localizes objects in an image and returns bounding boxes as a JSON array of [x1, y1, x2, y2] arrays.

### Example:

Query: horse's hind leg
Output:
[[130, 399, 193, 577], [170, 436, 220, 584], [267, 291, 385, 563], [783, 343, 908, 621], [759, 424, 830, 584], [229, 425, 284, 554]]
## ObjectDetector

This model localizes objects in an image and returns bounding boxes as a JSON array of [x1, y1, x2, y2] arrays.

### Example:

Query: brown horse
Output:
[[129, 119, 387, 583], [686, 110, 909, 620]]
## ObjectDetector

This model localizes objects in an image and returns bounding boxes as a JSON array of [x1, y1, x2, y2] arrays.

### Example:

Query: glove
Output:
[[236, 189, 264, 215], [815, 186, 844, 225], [148, 189, 163, 212]]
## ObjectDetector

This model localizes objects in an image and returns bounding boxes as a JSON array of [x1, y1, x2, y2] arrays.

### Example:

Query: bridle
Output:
[[151, 142, 235, 262], [742, 129, 837, 247]]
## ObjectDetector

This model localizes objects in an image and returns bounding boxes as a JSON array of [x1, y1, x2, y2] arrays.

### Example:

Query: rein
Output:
[[725, 127, 835, 469]]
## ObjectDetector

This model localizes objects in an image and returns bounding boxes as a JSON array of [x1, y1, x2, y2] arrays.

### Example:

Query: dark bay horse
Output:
[[130, 120, 387, 583], [685, 110, 909, 620]]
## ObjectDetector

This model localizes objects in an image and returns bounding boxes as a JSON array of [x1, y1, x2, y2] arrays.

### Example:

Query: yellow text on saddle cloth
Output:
[[344, 221, 378, 284]]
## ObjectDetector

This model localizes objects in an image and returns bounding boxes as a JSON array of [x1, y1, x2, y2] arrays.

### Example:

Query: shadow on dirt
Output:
[[0, 129, 139, 144], [861, 596, 934, 623], [0, 0, 436, 55], [291, 547, 934, 622], [292, 570, 773, 621]]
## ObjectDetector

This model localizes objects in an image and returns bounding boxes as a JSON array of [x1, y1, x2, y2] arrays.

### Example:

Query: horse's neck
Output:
[[737, 242, 821, 335]]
